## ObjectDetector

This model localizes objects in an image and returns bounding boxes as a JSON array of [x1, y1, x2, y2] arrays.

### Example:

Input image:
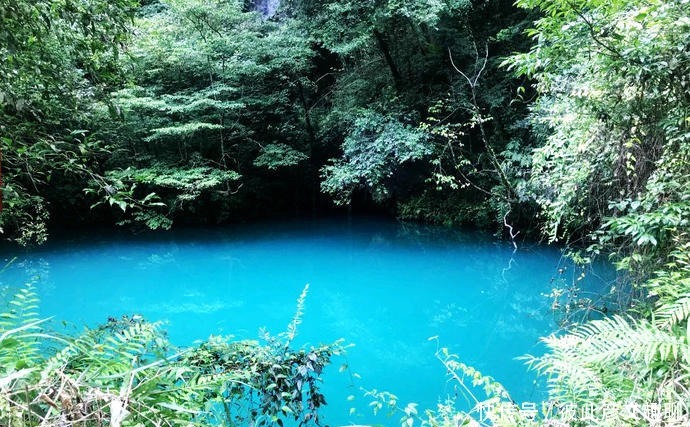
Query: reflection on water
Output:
[[0, 217, 614, 426]]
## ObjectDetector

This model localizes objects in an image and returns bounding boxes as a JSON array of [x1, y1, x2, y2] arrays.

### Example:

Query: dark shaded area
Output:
[[0, 0, 536, 245]]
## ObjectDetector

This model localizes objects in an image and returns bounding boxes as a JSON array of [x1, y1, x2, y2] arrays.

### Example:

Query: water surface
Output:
[[0, 217, 612, 425]]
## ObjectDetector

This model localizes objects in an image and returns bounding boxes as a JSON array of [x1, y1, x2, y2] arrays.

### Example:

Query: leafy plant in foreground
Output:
[[363, 338, 530, 427], [0, 284, 341, 426]]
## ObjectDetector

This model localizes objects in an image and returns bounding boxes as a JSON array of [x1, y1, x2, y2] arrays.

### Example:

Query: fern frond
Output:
[[533, 313, 690, 409], [0, 317, 52, 343], [0, 284, 40, 328], [532, 334, 612, 402], [0, 285, 45, 368], [570, 315, 687, 367], [42, 319, 163, 380], [657, 293, 690, 329]]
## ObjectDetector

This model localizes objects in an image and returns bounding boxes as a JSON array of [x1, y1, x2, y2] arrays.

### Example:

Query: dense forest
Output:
[[1, 0, 689, 425]]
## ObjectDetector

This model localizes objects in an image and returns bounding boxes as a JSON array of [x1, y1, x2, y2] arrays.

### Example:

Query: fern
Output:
[[528, 339, 616, 407], [42, 318, 163, 379], [657, 293, 690, 329], [646, 241, 690, 305], [573, 316, 687, 366], [530, 238, 690, 424], [0, 284, 44, 369], [533, 312, 690, 424], [1, 285, 338, 427], [33, 317, 197, 427], [545, 315, 688, 373]]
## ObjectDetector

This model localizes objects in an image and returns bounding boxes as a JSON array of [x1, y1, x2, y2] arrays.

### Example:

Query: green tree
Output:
[[504, 0, 690, 423], [0, 0, 138, 244], [98, 0, 317, 227], [506, 0, 690, 248], [289, 0, 535, 228]]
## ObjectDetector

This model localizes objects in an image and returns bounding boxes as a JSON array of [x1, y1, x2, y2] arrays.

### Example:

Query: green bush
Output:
[[0, 284, 342, 427]]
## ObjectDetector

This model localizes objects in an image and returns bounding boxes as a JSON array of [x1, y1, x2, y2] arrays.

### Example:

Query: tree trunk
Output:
[[373, 29, 402, 91]]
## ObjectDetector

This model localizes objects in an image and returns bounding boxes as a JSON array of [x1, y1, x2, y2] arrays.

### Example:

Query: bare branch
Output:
[[448, 48, 473, 87]]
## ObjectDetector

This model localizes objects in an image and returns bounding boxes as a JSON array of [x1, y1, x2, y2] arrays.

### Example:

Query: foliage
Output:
[[0, 0, 137, 244], [502, 0, 690, 424], [321, 110, 431, 204], [8, 0, 690, 423], [254, 144, 309, 171], [0, 284, 342, 427], [101, 0, 317, 225], [363, 339, 532, 427], [283, 0, 535, 226], [86, 161, 241, 227], [526, 299, 690, 425], [397, 191, 494, 229], [285, 0, 466, 56], [0, 0, 536, 239], [505, 0, 690, 245]]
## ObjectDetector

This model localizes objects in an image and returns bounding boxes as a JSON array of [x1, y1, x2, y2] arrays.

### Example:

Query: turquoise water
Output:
[[0, 217, 612, 426]]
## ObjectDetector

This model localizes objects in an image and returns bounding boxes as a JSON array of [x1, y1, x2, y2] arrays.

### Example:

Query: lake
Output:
[[0, 217, 612, 426]]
